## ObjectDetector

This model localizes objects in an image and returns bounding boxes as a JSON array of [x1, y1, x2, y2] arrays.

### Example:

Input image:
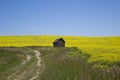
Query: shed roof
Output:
[[53, 38, 65, 43]]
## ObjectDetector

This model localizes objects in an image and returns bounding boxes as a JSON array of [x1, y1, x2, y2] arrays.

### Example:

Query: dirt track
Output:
[[7, 50, 42, 80], [30, 50, 41, 80]]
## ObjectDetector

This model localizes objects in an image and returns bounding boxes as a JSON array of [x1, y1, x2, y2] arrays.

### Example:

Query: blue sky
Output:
[[0, 0, 120, 36]]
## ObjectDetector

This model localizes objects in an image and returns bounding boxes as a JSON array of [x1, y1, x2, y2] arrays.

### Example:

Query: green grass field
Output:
[[36, 47, 120, 80], [0, 47, 39, 80], [0, 47, 26, 80], [0, 36, 120, 80]]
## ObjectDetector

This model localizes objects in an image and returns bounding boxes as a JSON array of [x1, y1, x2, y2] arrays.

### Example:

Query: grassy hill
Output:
[[38, 47, 120, 80], [0, 36, 120, 80]]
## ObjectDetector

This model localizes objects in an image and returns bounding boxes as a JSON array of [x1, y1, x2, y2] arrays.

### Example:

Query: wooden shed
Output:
[[53, 38, 65, 47]]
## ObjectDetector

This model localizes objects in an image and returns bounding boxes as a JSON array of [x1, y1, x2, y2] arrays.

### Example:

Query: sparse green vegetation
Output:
[[0, 47, 41, 80], [0, 47, 25, 80]]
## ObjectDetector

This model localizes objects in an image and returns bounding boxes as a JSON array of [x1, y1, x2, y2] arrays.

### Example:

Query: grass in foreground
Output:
[[37, 47, 120, 80], [0, 47, 40, 80], [0, 47, 120, 80], [0, 47, 25, 80]]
